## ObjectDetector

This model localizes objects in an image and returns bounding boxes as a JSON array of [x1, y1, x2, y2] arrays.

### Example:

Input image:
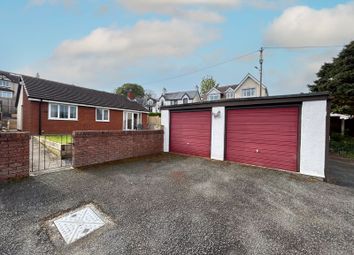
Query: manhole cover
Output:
[[53, 205, 106, 244]]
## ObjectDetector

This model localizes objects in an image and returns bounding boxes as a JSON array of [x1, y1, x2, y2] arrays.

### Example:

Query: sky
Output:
[[1, 0, 353, 97]]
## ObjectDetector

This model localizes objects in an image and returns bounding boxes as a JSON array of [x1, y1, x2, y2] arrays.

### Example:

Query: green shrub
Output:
[[330, 133, 354, 159], [148, 112, 161, 117]]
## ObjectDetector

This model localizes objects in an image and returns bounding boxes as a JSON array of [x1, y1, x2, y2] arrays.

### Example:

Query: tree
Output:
[[308, 41, 354, 115], [144, 89, 157, 99], [200, 75, 218, 95], [115, 83, 145, 98]]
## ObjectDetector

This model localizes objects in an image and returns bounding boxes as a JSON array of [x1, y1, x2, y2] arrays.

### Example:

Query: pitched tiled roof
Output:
[[0, 87, 13, 92], [162, 90, 199, 100], [21, 75, 147, 112], [216, 84, 239, 93], [0, 70, 22, 83]]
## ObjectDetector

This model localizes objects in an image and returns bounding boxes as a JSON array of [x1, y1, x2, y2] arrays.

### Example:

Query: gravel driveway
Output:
[[1, 153, 354, 255]]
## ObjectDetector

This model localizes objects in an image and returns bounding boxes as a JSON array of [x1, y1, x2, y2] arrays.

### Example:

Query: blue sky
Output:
[[1, 0, 353, 96]]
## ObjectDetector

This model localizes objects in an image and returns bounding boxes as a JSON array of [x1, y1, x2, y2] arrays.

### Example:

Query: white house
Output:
[[155, 88, 201, 112], [204, 73, 268, 101]]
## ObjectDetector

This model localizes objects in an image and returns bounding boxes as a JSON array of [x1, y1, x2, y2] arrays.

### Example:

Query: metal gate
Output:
[[30, 135, 72, 172]]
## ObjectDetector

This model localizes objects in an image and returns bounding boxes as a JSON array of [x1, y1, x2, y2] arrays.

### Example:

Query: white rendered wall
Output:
[[16, 86, 23, 130], [161, 110, 170, 152], [211, 107, 225, 160], [300, 100, 327, 178]]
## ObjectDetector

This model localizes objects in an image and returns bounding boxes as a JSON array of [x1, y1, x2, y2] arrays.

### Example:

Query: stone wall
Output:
[[72, 130, 163, 168]]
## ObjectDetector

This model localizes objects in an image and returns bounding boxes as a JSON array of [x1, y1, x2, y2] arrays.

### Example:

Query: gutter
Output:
[[161, 92, 329, 111]]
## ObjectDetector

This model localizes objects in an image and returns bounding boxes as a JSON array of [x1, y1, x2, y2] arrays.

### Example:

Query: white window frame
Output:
[[124, 111, 142, 130], [182, 97, 188, 104], [48, 103, 78, 121], [0, 91, 13, 98], [242, 88, 256, 97], [225, 91, 234, 99], [208, 93, 220, 101], [96, 108, 110, 122], [0, 80, 10, 88]]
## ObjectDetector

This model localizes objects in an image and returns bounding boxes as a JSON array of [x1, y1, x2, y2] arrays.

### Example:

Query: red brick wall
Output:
[[72, 130, 163, 168], [0, 132, 29, 181], [21, 96, 148, 135], [40, 103, 124, 134]]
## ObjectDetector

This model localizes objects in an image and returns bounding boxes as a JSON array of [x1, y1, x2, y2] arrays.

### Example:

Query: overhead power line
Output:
[[142, 50, 259, 85], [141, 44, 345, 86]]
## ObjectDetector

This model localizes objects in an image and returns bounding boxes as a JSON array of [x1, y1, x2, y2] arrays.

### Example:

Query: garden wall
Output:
[[0, 132, 29, 181], [72, 130, 163, 168]]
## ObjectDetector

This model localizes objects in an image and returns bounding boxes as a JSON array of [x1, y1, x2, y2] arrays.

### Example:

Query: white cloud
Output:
[[265, 2, 354, 46], [22, 19, 219, 88], [118, 0, 241, 13], [117, 0, 296, 23], [268, 48, 342, 95]]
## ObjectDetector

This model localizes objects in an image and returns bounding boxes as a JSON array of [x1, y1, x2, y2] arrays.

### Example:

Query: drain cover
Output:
[[53, 205, 105, 244]]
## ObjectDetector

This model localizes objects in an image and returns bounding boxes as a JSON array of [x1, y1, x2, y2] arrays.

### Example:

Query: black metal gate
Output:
[[30, 134, 72, 172]]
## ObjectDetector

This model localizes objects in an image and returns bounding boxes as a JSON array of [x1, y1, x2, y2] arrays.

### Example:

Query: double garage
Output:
[[162, 93, 329, 178]]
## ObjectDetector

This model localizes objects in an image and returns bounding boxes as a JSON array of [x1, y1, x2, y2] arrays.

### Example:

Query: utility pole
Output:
[[259, 47, 263, 97]]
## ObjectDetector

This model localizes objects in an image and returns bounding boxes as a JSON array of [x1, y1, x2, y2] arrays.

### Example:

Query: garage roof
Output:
[[161, 92, 329, 110]]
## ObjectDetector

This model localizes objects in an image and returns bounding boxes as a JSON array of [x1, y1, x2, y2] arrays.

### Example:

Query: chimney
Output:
[[36, 72, 40, 78], [127, 89, 135, 100], [162, 87, 167, 95]]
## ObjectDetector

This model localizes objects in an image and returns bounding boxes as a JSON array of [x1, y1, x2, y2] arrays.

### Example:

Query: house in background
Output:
[[145, 97, 158, 112], [134, 96, 158, 113], [11, 71, 149, 135], [156, 88, 201, 112], [204, 73, 268, 101], [0, 71, 21, 119]]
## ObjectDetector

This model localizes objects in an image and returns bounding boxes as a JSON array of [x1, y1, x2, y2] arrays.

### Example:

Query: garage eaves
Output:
[[160, 92, 329, 111]]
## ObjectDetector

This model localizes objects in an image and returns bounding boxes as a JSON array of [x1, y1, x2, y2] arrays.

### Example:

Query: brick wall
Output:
[[72, 130, 163, 168], [0, 132, 29, 181]]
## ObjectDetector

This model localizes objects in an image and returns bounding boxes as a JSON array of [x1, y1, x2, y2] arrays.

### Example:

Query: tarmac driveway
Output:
[[1, 154, 354, 255]]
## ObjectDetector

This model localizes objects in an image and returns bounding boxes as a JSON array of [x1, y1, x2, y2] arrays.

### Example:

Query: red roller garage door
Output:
[[170, 111, 211, 157], [226, 106, 299, 171]]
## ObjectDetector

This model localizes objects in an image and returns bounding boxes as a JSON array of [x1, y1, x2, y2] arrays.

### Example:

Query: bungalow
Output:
[[12, 72, 149, 135]]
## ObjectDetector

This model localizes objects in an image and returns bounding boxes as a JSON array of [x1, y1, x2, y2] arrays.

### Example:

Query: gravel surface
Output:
[[1, 153, 354, 255], [327, 156, 354, 188]]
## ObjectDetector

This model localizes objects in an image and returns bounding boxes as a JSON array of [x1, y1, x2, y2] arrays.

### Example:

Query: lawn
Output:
[[330, 133, 354, 159], [44, 135, 73, 144]]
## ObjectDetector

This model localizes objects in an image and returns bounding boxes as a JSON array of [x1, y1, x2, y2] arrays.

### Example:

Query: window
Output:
[[0, 80, 10, 88], [171, 100, 178, 105], [0, 91, 13, 98], [160, 100, 164, 106], [48, 103, 77, 120], [242, 88, 256, 97], [96, 108, 109, 122], [124, 112, 142, 130], [225, 91, 234, 99], [208, 93, 220, 101], [183, 98, 188, 104]]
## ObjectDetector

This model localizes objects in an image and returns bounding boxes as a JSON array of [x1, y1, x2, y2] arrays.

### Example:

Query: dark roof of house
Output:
[[21, 75, 147, 112], [0, 70, 22, 83], [216, 84, 239, 93], [161, 90, 199, 100], [0, 87, 13, 92]]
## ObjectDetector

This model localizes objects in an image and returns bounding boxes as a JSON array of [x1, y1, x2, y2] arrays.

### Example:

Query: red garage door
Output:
[[226, 107, 299, 171], [170, 111, 211, 157]]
